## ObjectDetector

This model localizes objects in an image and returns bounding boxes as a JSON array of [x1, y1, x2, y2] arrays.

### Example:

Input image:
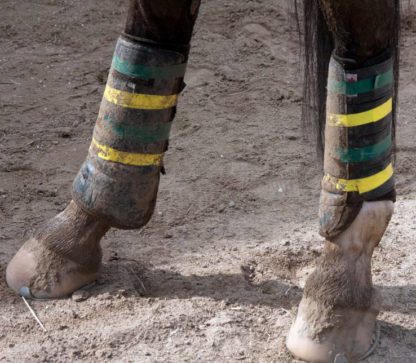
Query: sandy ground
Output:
[[0, 1, 415, 362]]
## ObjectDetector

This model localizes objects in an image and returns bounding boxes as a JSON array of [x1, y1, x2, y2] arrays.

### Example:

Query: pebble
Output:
[[206, 314, 233, 326], [257, 317, 266, 324], [72, 290, 90, 302], [57, 127, 72, 138], [286, 134, 298, 141]]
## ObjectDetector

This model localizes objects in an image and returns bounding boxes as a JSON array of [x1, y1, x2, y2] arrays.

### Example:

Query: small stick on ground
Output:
[[22, 296, 47, 332], [128, 266, 147, 293]]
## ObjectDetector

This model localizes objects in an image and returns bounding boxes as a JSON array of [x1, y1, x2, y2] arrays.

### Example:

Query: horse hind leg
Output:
[[6, 0, 201, 299], [287, 202, 393, 362], [287, 0, 398, 362]]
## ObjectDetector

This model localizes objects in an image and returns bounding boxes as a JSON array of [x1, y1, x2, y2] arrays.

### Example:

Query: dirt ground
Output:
[[1, 1, 416, 362]]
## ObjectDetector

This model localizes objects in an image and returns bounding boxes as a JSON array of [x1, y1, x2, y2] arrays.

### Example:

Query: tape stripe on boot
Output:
[[327, 98, 392, 127], [103, 85, 178, 110], [90, 138, 163, 167], [323, 163, 393, 194]]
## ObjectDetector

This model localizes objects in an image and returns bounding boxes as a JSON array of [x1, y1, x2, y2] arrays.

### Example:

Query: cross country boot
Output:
[[287, 52, 396, 362], [72, 35, 189, 229]]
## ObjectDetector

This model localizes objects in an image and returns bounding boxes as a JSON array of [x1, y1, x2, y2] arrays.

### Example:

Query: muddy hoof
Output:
[[287, 201, 393, 363], [6, 200, 110, 299], [286, 298, 380, 362]]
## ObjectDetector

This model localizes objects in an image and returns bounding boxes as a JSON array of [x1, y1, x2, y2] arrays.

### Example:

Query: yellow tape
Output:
[[104, 85, 178, 110], [91, 138, 163, 166], [324, 163, 393, 194], [328, 98, 392, 127]]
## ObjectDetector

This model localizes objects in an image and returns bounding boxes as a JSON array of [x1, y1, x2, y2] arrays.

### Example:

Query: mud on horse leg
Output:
[[287, 0, 399, 362], [6, 0, 201, 299]]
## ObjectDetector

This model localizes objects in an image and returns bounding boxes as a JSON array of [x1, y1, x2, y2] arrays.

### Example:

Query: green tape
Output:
[[337, 135, 392, 163], [103, 115, 172, 143], [328, 69, 393, 96], [112, 55, 186, 80]]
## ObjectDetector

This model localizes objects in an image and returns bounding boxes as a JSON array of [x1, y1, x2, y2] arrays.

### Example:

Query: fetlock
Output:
[[72, 35, 189, 229]]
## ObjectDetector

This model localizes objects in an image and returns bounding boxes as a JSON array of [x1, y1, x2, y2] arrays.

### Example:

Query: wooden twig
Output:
[[128, 266, 147, 293], [22, 296, 47, 332]]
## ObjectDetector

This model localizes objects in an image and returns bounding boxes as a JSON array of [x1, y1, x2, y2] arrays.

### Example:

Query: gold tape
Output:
[[324, 163, 393, 194], [104, 85, 178, 110], [328, 98, 392, 127], [91, 138, 163, 166]]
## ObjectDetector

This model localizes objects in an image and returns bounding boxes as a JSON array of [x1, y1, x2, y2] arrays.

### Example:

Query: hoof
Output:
[[287, 201, 393, 363], [6, 201, 109, 299], [6, 237, 100, 299], [286, 299, 380, 363]]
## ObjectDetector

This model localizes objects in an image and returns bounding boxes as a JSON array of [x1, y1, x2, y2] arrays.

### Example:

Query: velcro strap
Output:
[[113, 35, 187, 80], [327, 56, 393, 102]]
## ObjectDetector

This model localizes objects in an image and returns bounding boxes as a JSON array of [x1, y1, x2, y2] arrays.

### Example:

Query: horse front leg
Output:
[[6, 0, 201, 299], [287, 0, 398, 362]]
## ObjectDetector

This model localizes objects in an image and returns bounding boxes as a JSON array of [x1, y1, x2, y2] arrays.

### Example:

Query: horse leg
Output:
[[287, 0, 397, 362], [6, 0, 201, 299]]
